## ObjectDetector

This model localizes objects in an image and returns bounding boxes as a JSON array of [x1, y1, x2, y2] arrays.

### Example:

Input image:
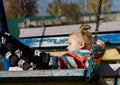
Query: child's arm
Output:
[[93, 40, 105, 65], [85, 40, 105, 79], [96, 40, 105, 49]]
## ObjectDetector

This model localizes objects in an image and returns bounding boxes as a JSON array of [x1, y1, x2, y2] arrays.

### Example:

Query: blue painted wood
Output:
[[19, 33, 120, 48]]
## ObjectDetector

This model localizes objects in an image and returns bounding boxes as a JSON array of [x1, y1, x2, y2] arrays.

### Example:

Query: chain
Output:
[[23, 0, 28, 17], [86, 0, 102, 81], [23, 0, 28, 28], [23, 0, 46, 47], [94, 0, 102, 43], [39, 22, 46, 48]]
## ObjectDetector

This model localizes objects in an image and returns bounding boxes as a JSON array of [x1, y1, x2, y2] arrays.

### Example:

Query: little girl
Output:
[[0, 25, 104, 70]]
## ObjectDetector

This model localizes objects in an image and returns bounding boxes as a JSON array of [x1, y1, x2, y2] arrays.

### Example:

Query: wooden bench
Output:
[[0, 22, 120, 84]]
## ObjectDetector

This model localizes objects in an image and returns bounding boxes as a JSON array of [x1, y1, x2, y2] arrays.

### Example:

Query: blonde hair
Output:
[[70, 25, 94, 50]]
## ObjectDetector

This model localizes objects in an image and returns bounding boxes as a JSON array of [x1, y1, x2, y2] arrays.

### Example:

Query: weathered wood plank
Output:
[[0, 69, 85, 77], [0, 64, 119, 85], [19, 22, 120, 38], [0, 64, 119, 81], [102, 48, 120, 61], [0, 69, 85, 82]]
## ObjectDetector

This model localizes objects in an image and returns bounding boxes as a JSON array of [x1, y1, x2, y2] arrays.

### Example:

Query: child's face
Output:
[[67, 34, 85, 52]]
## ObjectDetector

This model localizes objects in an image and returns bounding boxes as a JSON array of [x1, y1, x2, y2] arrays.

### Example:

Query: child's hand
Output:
[[96, 40, 105, 49]]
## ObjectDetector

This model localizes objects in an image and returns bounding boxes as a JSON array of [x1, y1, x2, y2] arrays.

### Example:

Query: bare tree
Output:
[[20, 0, 38, 17], [3, 0, 38, 18], [88, 0, 112, 13], [47, 0, 80, 24]]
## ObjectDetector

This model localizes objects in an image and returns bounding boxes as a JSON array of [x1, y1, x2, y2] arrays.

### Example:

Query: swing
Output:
[[0, 0, 120, 85]]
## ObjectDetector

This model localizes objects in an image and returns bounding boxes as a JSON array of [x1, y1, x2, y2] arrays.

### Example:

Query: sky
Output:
[[111, 0, 120, 11], [37, 0, 120, 16]]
